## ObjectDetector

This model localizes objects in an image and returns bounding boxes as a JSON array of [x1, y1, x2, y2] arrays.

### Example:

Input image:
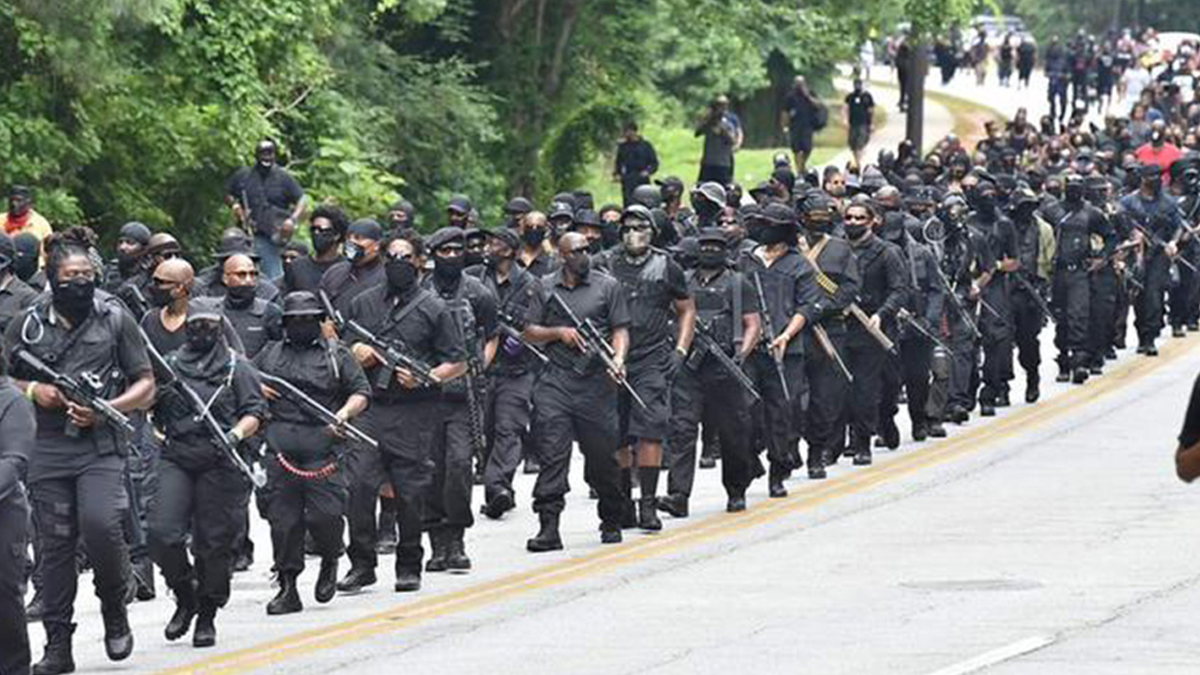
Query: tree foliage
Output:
[[0, 0, 904, 249]]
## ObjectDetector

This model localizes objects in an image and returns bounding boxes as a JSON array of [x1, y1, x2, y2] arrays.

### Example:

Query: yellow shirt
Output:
[[0, 209, 53, 242]]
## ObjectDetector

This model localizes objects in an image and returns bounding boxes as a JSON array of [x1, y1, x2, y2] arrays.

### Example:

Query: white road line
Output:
[[925, 635, 1056, 675]]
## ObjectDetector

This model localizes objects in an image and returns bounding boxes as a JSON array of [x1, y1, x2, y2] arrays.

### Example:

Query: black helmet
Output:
[[282, 291, 324, 318], [631, 184, 663, 209]]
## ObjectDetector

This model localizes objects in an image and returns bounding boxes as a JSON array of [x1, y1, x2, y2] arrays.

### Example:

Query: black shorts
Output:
[[849, 124, 871, 151], [619, 347, 672, 442], [789, 127, 814, 154]]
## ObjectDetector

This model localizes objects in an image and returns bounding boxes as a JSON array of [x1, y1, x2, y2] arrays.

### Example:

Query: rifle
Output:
[[751, 272, 792, 401], [15, 350, 135, 438], [1010, 272, 1056, 325], [320, 290, 439, 390], [811, 323, 854, 383], [896, 308, 954, 355], [547, 292, 648, 410], [931, 260, 983, 340], [140, 331, 266, 488], [257, 372, 378, 450], [496, 310, 549, 365], [847, 302, 897, 353], [691, 320, 761, 402], [454, 304, 488, 458], [1130, 219, 1198, 272]]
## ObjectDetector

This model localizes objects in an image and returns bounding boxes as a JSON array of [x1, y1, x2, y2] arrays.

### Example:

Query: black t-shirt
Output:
[[784, 92, 819, 132], [845, 91, 875, 128], [320, 257, 386, 320], [6, 297, 152, 479], [140, 308, 246, 356], [283, 255, 342, 294], [254, 337, 371, 460], [224, 165, 304, 237], [1179, 372, 1200, 448], [346, 285, 466, 403], [527, 269, 631, 374]]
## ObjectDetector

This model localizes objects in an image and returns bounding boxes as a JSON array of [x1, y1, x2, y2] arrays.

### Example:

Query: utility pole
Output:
[[905, 43, 929, 152]]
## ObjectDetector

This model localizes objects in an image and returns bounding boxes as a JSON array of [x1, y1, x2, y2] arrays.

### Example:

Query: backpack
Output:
[[813, 102, 829, 131]]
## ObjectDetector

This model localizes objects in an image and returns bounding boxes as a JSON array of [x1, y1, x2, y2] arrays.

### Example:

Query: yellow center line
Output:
[[160, 337, 1197, 675]]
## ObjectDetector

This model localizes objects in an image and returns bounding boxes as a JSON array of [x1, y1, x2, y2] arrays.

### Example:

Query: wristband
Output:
[[25, 382, 36, 401]]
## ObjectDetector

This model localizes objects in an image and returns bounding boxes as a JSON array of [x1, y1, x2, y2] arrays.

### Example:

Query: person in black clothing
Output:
[[843, 199, 907, 465], [254, 291, 371, 615], [1017, 36, 1037, 89], [344, 232, 467, 592], [1120, 165, 1182, 356], [140, 259, 245, 357], [224, 139, 307, 280], [798, 195, 861, 478], [1085, 176, 1120, 374], [844, 79, 876, 170], [385, 200, 416, 234], [221, 254, 283, 360], [935, 195, 993, 424], [598, 205, 695, 531], [1045, 36, 1070, 128], [421, 227, 498, 574], [523, 232, 631, 550], [614, 122, 659, 206], [662, 228, 761, 515], [12, 232, 40, 287], [0, 234, 39, 334], [998, 34, 1015, 87], [103, 222, 153, 318], [737, 203, 821, 496], [8, 229, 156, 674], [0, 351, 37, 675], [1008, 186, 1049, 401], [194, 231, 282, 304], [283, 205, 349, 294], [516, 211, 560, 279], [147, 300, 265, 649], [474, 229, 542, 519], [965, 174, 1017, 415], [320, 219, 386, 320], [875, 190, 945, 441], [1053, 176, 1106, 381], [782, 76, 822, 174]]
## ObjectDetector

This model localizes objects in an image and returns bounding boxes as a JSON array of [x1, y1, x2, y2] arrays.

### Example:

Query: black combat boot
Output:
[[192, 602, 217, 648], [164, 580, 197, 641], [102, 602, 134, 661], [315, 556, 338, 604], [599, 525, 623, 544], [33, 622, 75, 675], [424, 529, 449, 573], [878, 417, 901, 449], [336, 566, 377, 593], [394, 570, 422, 592], [526, 512, 563, 553], [445, 528, 472, 572], [637, 497, 662, 531], [656, 493, 689, 518], [266, 573, 302, 615], [852, 442, 872, 466], [1071, 366, 1089, 384], [1025, 373, 1040, 403]]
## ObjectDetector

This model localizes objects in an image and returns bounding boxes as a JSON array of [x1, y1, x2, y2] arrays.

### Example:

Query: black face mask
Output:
[[385, 258, 417, 295], [747, 222, 768, 243], [148, 285, 175, 308], [586, 239, 602, 255], [1065, 184, 1085, 204], [975, 192, 997, 213], [13, 255, 36, 282], [433, 256, 464, 284], [464, 251, 484, 268], [522, 228, 546, 247], [844, 224, 870, 241], [697, 250, 727, 269], [566, 254, 590, 280], [284, 318, 321, 346], [186, 323, 220, 352], [53, 278, 95, 323], [225, 284, 256, 307], [312, 230, 340, 254]]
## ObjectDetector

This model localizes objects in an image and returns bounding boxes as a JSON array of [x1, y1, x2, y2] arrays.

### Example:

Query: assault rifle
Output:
[[15, 350, 135, 438], [258, 372, 378, 450], [548, 293, 647, 410], [691, 320, 761, 402]]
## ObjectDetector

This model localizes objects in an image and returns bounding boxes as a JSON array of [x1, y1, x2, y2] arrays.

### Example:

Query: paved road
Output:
[[42, 83, 1200, 675]]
